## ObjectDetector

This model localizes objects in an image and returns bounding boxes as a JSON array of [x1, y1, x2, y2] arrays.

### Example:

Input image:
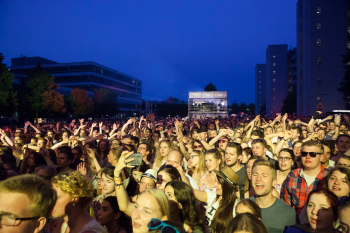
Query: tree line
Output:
[[0, 53, 119, 122]]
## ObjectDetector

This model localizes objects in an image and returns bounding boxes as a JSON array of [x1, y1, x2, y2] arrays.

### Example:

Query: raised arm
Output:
[[86, 148, 102, 172], [332, 115, 341, 140], [114, 151, 136, 216], [27, 121, 41, 134], [89, 122, 97, 136]]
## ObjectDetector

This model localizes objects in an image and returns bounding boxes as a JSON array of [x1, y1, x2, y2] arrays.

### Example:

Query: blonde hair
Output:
[[0, 174, 57, 219], [252, 158, 277, 180], [51, 171, 94, 209], [154, 140, 174, 169], [142, 189, 170, 220], [189, 150, 206, 177]]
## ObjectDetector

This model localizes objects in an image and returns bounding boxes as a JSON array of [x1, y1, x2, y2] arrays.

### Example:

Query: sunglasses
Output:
[[147, 218, 180, 233], [193, 145, 202, 149], [300, 151, 321, 158], [218, 139, 228, 143]]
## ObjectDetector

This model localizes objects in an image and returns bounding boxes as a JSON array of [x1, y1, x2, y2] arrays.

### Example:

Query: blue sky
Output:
[[0, 0, 296, 104]]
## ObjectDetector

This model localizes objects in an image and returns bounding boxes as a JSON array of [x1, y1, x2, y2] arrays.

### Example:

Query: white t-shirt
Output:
[[185, 173, 199, 190], [205, 190, 239, 226], [303, 173, 316, 187]]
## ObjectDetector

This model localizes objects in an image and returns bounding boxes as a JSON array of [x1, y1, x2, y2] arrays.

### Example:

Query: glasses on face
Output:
[[335, 163, 350, 169], [300, 151, 321, 158], [278, 157, 292, 162], [218, 139, 228, 143], [0, 214, 40, 226], [138, 147, 146, 151], [193, 145, 202, 149], [147, 218, 180, 233]]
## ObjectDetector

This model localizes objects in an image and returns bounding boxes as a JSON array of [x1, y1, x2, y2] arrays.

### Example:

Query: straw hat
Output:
[[214, 166, 240, 187]]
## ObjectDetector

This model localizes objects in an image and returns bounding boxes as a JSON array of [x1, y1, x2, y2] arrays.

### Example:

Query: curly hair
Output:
[[51, 171, 94, 209], [154, 140, 174, 170]]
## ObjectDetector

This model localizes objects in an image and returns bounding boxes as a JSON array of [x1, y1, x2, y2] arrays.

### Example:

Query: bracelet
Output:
[[114, 182, 123, 187], [114, 177, 121, 182], [282, 138, 286, 141]]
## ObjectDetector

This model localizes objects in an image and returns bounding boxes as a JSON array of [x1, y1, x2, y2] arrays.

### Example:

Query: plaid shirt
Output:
[[280, 167, 328, 215]]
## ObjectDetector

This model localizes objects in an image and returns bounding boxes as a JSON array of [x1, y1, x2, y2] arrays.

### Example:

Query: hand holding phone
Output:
[[127, 153, 142, 166]]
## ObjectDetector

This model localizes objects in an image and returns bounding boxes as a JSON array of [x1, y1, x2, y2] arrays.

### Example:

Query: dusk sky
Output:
[[0, 1, 296, 104]]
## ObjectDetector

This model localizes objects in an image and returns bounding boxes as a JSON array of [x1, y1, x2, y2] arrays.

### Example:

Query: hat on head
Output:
[[214, 166, 240, 187], [140, 169, 157, 183]]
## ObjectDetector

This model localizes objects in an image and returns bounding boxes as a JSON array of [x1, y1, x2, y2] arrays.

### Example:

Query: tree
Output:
[[93, 89, 119, 117], [0, 53, 18, 116], [247, 103, 255, 115], [338, 54, 350, 108], [281, 91, 297, 114], [204, 83, 217, 91], [68, 88, 94, 117], [42, 77, 66, 115], [26, 63, 66, 120]]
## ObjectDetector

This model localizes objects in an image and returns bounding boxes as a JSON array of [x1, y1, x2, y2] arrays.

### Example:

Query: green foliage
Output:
[[93, 89, 119, 117], [338, 54, 350, 106], [204, 83, 217, 91], [281, 91, 297, 114], [0, 53, 18, 116]]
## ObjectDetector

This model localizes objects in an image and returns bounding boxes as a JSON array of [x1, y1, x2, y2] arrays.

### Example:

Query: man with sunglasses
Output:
[[281, 140, 328, 215], [0, 174, 57, 233]]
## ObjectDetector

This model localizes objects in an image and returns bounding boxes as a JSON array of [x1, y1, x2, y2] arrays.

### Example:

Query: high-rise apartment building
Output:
[[296, 0, 349, 115], [9, 56, 142, 117], [266, 44, 289, 116], [255, 64, 266, 115]]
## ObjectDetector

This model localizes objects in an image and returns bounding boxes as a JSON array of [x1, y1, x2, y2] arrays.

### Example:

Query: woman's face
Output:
[[156, 171, 172, 192], [328, 170, 350, 198], [278, 151, 293, 172], [131, 192, 165, 233], [51, 184, 73, 218], [218, 137, 229, 150], [188, 153, 199, 169], [247, 159, 257, 180], [164, 185, 178, 204], [205, 154, 220, 172], [99, 141, 108, 152], [293, 143, 302, 157], [214, 176, 223, 196], [97, 172, 102, 190], [159, 142, 170, 158], [101, 174, 115, 195], [241, 151, 250, 164], [307, 193, 334, 231], [193, 142, 203, 152], [97, 200, 118, 226], [133, 171, 144, 184]]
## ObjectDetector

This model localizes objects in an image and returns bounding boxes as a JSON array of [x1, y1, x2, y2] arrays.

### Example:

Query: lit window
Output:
[[273, 97, 275, 100], [259, 81, 261, 84], [259, 86, 261, 89], [273, 88, 275, 91], [273, 79, 275, 82], [317, 6, 321, 14], [273, 63, 276, 66], [273, 71, 276, 74], [317, 23, 321, 29], [317, 57, 321, 65], [273, 55, 275, 59], [259, 71, 261, 73], [317, 39, 321, 46]]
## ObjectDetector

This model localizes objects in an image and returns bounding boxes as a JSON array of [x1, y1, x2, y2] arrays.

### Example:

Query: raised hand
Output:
[[86, 148, 96, 159], [114, 151, 135, 175], [284, 130, 292, 140], [77, 162, 87, 176], [127, 118, 133, 124], [326, 115, 334, 120], [282, 113, 288, 121], [215, 119, 219, 125], [99, 122, 103, 128], [79, 118, 84, 124], [92, 122, 97, 128]]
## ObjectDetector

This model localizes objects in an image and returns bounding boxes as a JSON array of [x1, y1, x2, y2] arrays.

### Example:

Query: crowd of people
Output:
[[0, 111, 350, 233]]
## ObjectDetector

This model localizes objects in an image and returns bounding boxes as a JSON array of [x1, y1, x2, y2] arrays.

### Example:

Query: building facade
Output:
[[9, 56, 142, 117], [296, 0, 349, 115], [266, 44, 289, 116], [255, 64, 266, 115]]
